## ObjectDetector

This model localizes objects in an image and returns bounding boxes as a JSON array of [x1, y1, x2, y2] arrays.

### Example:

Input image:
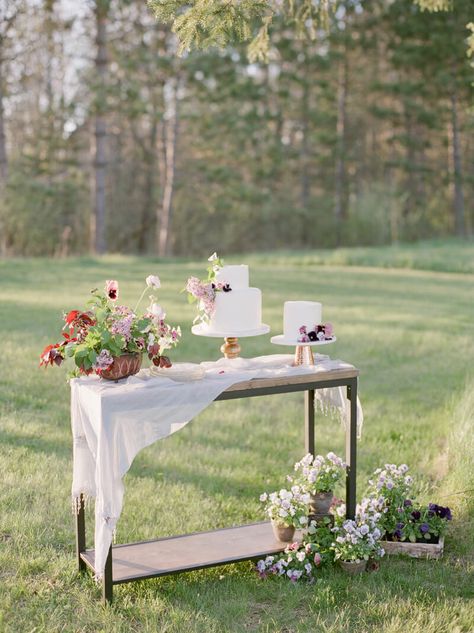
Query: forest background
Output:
[[0, 0, 472, 258]]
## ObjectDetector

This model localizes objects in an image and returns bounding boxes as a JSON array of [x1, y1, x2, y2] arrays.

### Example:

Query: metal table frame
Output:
[[75, 369, 359, 603]]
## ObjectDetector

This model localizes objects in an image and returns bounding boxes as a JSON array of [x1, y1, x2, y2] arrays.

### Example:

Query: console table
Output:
[[75, 365, 359, 603]]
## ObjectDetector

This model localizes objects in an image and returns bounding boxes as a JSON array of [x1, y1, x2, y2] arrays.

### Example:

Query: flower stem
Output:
[[133, 286, 148, 313]]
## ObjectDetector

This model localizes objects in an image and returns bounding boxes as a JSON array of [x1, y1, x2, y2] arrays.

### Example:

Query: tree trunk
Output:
[[0, 47, 8, 256], [334, 49, 349, 244], [300, 77, 310, 210], [156, 77, 179, 257], [450, 89, 465, 237], [91, 1, 108, 255]]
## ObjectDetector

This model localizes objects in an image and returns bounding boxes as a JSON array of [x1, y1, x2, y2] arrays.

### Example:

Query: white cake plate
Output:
[[192, 323, 270, 359], [270, 335, 336, 366]]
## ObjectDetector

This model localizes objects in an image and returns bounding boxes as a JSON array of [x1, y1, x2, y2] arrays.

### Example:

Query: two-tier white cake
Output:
[[193, 264, 269, 336]]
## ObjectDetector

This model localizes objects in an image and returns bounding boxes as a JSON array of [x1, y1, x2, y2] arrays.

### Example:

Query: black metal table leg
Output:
[[345, 378, 358, 519], [305, 389, 315, 456], [102, 545, 113, 604], [76, 493, 86, 572]]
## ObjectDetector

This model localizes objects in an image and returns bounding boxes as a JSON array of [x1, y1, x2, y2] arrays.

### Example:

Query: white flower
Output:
[[146, 275, 161, 289], [208, 252, 218, 262], [296, 551, 306, 562], [259, 493, 268, 502], [360, 524, 369, 535], [305, 563, 312, 574], [149, 303, 165, 320], [278, 509, 288, 518]]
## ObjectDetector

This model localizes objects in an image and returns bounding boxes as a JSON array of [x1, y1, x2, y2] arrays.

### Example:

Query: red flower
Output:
[[63, 310, 95, 336], [39, 343, 64, 367]]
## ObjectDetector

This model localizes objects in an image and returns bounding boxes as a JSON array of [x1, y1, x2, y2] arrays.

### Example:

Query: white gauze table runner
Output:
[[70, 353, 362, 578]]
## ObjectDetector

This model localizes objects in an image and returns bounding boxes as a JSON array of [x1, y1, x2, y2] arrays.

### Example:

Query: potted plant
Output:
[[289, 452, 346, 520], [381, 501, 452, 558], [40, 276, 181, 380], [259, 487, 311, 542], [331, 508, 385, 574], [365, 463, 413, 533]]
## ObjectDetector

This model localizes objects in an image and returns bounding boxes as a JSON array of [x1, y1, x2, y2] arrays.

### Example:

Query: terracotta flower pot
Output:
[[339, 559, 367, 575], [271, 521, 295, 543], [309, 490, 333, 519], [101, 353, 142, 381]]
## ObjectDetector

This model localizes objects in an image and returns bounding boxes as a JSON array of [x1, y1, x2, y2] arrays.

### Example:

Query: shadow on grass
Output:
[[0, 429, 70, 458]]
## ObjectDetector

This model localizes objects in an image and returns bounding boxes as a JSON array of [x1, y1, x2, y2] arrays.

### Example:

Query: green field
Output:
[[1, 242, 473, 632]]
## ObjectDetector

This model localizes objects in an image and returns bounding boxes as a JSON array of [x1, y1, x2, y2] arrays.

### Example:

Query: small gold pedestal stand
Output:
[[293, 345, 315, 367], [220, 337, 241, 359]]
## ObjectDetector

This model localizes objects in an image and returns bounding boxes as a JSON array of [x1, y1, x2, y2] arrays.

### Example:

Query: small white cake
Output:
[[284, 301, 322, 340], [203, 264, 265, 334]]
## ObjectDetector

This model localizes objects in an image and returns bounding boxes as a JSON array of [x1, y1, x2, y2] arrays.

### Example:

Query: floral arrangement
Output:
[[256, 539, 323, 583], [259, 486, 311, 529], [255, 460, 452, 583], [364, 464, 452, 544], [384, 500, 452, 544], [185, 252, 232, 324], [331, 497, 385, 563], [39, 275, 181, 377], [331, 518, 385, 564], [288, 452, 346, 494], [297, 323, 334, 343]]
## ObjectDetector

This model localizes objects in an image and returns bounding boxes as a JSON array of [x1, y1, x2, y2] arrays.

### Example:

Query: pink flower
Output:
[[313, 553, 322, 566], [105, 280, 119, 301], [299, 325, 307, 334], [324, 322, 334, 337]]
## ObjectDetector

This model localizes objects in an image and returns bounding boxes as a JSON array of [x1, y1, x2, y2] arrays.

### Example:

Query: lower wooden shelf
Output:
[[80, 521, 297, 584]]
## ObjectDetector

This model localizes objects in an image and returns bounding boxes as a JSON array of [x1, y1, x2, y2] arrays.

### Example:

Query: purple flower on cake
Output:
[[324, 322, 334, 338], [185, 254, 232, 324]]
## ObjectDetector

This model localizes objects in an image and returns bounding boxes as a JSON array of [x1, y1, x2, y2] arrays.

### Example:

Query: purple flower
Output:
[[420, 523, 430, 534], [393, 529, 402, 540], [396, 522, 405, 530], [403, 499, 413, 507], [411, 510, 421, 521]]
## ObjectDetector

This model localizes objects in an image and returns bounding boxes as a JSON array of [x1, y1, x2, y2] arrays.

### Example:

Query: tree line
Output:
[[0, 0, 472, 257]]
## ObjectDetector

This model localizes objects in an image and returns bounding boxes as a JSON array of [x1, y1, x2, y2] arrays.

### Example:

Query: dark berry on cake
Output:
[[222, 283, 232, 292], [308, 331, 318, 341]]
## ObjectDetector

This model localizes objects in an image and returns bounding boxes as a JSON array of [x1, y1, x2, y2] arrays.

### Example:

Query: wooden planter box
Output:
[[381, 536, 444, 559]]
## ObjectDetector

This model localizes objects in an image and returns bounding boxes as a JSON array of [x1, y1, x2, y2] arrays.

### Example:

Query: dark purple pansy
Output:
[[393, 529, 402, 540], [445, 507, 452, 521], [396, 522, 405, 530], [411, 510, 421, 521], [420, 523, 430, 533], [403, 499, 413, 507], [308, 331, 317, 341]]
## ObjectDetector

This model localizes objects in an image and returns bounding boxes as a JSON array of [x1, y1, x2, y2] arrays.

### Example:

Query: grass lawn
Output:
[[1, 243, 473, 632]]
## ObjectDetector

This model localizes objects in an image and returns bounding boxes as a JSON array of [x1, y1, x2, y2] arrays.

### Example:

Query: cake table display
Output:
[[186, 254, 270, 358], [271, 300, 336, 366]]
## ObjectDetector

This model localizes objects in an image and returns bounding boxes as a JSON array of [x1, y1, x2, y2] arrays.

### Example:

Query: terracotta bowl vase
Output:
[[101, 353, 142, 381]]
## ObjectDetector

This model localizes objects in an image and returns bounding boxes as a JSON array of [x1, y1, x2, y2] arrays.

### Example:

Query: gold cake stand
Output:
[[270, 335, 337, 367], [192, 324, 270, 359]]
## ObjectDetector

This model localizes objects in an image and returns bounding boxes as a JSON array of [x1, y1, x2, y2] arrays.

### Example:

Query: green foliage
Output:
[[148, 0, 333, 61]]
